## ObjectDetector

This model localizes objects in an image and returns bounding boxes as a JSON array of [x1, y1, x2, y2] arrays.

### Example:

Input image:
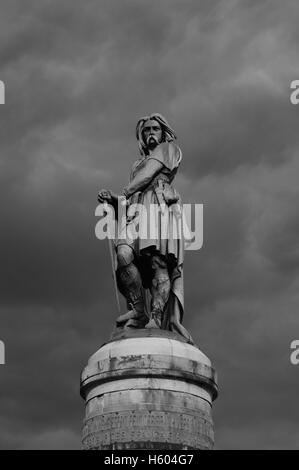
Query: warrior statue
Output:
[[98, 113, 192, 343]]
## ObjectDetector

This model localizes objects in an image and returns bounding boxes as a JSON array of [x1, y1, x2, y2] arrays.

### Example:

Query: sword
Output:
[[103, 201, 121, 315]]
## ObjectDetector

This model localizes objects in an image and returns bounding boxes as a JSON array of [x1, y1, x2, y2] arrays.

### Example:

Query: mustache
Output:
[[146, 134, 159, 144]]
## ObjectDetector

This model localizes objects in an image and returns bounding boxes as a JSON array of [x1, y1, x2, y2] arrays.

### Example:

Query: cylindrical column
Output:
[[80, 331, 218, 450]]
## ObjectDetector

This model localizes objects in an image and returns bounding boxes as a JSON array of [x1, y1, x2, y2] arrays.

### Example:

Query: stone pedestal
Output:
[[80, 330, 218, 450]]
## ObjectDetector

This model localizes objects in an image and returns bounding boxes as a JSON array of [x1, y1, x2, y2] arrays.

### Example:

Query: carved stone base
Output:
[[80, 330, 218, 450]]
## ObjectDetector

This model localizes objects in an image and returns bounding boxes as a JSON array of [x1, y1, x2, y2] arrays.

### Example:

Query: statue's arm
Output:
[[98, 157, 163, 209], [123, 159, 163, 198]]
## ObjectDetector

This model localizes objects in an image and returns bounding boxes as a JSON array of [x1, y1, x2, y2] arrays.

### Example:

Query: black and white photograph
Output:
[[0, 0, 299, 452]]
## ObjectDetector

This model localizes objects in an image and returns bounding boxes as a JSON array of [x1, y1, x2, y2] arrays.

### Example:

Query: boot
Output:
[[124, 293, 148, 328], [145, 308, 163, 329], [116, 265, 147, 328]]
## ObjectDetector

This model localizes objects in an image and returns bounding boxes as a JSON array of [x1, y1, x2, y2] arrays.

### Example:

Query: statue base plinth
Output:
[[80, 330, 218, 450]]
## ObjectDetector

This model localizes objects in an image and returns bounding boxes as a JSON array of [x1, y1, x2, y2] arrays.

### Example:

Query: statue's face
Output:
[[142, 119, 162, 149]]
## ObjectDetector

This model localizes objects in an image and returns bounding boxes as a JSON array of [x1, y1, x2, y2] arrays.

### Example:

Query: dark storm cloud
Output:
[[0, 0, 299, 449]]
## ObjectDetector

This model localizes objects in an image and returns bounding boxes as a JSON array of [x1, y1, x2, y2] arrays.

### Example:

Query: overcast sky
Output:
[[0, 0, 299, 449]]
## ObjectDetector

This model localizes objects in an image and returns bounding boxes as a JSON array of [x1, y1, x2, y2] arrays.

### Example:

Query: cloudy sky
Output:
[[0, 0, 299, 449]]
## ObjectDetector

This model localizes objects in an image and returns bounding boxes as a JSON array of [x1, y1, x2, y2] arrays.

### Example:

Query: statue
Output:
[[98, 113, 192, 343]]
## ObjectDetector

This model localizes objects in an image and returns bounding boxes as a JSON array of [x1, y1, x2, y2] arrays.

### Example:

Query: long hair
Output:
[[135, 113, 177, 155]]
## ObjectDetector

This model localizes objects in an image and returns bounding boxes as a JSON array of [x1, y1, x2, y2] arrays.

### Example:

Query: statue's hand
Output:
[[97, 189, 113, 204], [97, 189, 121, 205]]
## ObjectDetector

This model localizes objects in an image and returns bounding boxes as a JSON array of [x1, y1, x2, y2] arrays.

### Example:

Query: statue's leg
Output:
[[145, 254, 171, 329], [115, 244, 146, 328]]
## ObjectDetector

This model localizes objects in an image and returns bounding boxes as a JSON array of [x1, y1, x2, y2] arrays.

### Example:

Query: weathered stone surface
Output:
[[80, 330, 218, 450]]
